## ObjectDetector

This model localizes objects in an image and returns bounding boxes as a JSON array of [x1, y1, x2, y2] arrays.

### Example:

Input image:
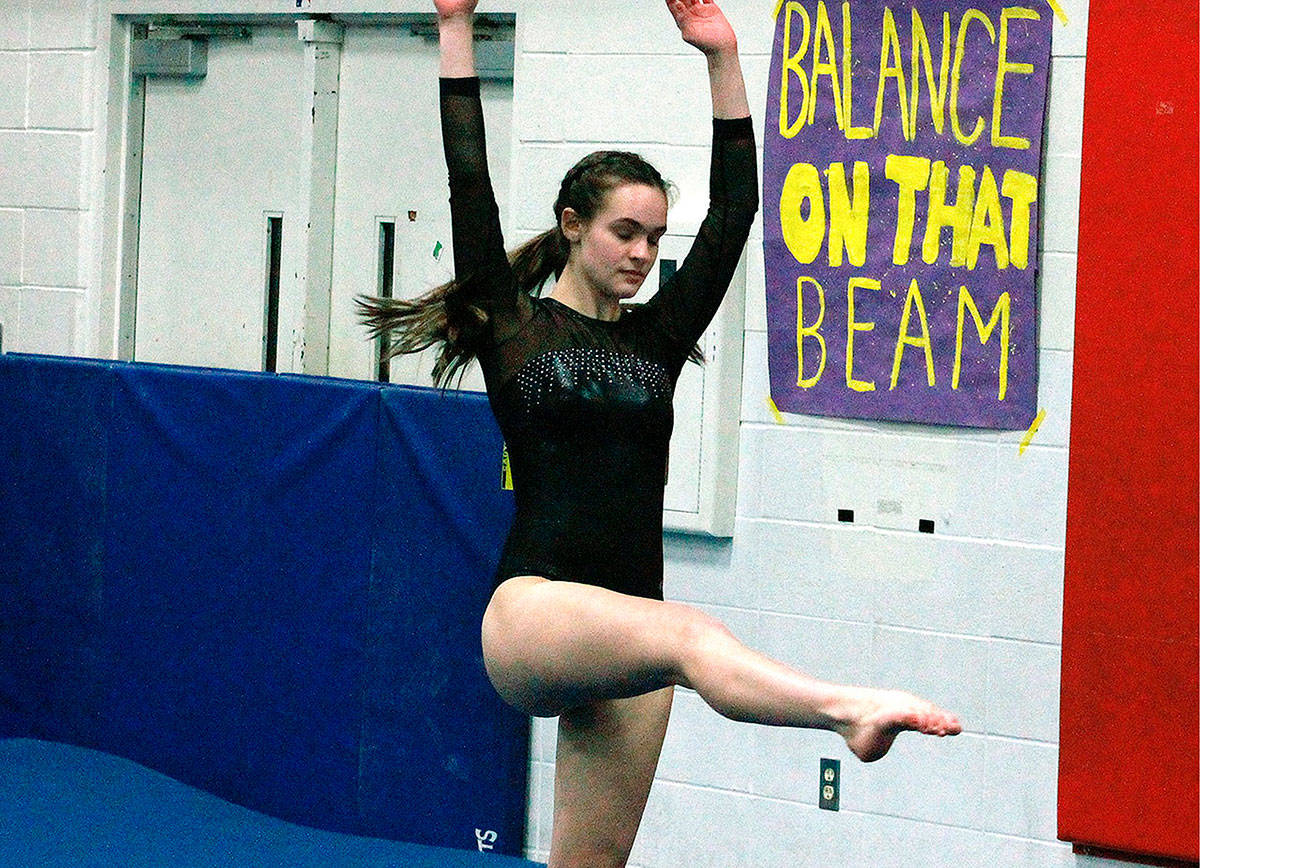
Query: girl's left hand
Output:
[[666, 0, 738, 55]]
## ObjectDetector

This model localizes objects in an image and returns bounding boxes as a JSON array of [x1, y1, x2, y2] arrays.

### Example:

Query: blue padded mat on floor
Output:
[[0, 354, 528, 858], [0, 739, 543, 867]]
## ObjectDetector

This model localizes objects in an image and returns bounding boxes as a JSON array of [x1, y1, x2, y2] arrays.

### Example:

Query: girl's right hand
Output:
[[666, 0, 738, 56], [435, 0, 477, 18]]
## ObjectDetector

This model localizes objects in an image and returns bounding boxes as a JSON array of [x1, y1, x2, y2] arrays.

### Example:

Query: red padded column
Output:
[[1059, 2, 1199, 863]]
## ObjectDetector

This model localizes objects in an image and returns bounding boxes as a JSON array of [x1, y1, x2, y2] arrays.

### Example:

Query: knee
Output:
[[670, 604, 733, 672]]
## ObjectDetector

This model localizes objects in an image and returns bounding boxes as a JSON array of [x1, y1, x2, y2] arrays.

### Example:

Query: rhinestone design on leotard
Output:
[[509, 346, 673, 421]]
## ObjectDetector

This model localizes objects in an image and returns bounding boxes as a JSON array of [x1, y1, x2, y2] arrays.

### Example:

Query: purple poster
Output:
[[764, 0, 1052, 428]]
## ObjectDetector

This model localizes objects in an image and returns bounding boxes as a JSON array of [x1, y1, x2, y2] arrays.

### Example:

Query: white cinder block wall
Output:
[[2, 0, 1141, 865], [0, 0, 97, 357]]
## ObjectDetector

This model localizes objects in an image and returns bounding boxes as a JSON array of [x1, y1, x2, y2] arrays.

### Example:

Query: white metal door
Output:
[[329, 24, 514, 389], [134, 24, 303, 371]]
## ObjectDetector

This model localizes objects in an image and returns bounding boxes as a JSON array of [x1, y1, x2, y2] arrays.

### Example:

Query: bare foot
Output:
[[835, 688, 963, 762]]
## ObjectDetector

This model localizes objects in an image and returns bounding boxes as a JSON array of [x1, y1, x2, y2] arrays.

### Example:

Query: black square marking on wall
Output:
[[918, 519, 935, 533], [837, 509, 854, 523], [660, 259, 678, 284]]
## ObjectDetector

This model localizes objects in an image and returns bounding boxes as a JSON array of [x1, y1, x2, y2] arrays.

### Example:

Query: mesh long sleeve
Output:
[[439, 76, 526, 338], [642, 116, 759, 358]]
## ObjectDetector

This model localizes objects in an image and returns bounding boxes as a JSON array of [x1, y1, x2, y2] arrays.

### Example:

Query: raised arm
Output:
[[436, 0, 476, 77], [435, 0, 519, 319], [667, 0, 750, 119], [648, 1, 759, 357]]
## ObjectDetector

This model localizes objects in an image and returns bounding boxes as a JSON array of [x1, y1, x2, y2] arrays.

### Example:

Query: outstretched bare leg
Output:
[[481, 576, 962, 765]]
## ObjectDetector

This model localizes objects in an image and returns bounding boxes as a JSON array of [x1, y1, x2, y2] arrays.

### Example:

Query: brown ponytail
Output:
[[355, 226, 570, 387]]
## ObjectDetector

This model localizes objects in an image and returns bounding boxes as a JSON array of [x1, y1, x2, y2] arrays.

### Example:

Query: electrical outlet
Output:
[[819, 758, 840, 811]]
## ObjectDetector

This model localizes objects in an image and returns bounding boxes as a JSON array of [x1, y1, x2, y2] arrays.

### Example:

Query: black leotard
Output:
[[441, 76, 757, 600]]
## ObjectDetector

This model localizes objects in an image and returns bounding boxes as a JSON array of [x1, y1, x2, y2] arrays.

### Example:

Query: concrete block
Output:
[[741, 52, 770, 132], [513, 54, 568, 143], [1045, 56, 1087, 158], [525, 759, 554, 854], [1039, 348, 1075, 449], [852, 812, 991, 868], [662, 794, 997, 868], [656, 687, 759, 792], [0, 2, 28, 50], [695, 603, 765, 649], [732, 0, 785, 58], [0, 53, 25, 127], [28, 0, 94, 50], [529, 715, 557, 765], [663, 528, 744, 607], [0, 286, 21, 350], [657, 145, 714, 234], [512, 144, 594, 231], [634, 781, 760, 867], [1041, 153, 1082, 255], [994, 348, 1072, 450], [844, 728, 985, 829], [1039, 250, 1077, 352], [868, 625, 989, 733], [20, 207, 80, 287], [14, 286, 78, 354], [512, 142, 710, 236], [992, 443, 1069, 546], [26, 50, 92, 130], [726, 517, 872, 620], [985, 836, 1077, 868], [982, 736, 1059, 840], [860, 533, 995, 637], [985, 638, 1061, 743], [752, 425, 1003, 539], [17, 130, 87, 209], [0, 131, 25, 204], [986, 544, 1064, 644], [1050, 0, 1090, 58], [516, 1, 686, 58], [0, 208, 21, 283], [752, 425, 832, 520], [752, 610, 874, 688], [746, 719, 848, 803], [1075, 854, 1155, 868], [743, 802, 889, 868], [519, 52, 711, 146]]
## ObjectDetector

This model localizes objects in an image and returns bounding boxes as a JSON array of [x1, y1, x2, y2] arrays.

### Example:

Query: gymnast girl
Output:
[[359, 1, 961, 864]]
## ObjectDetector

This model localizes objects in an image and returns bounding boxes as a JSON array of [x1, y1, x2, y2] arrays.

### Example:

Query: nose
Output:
[[629, 237, 650, 263]]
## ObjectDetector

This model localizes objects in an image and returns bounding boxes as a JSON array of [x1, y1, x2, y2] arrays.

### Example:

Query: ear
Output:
[[560, 207, 586, 244]]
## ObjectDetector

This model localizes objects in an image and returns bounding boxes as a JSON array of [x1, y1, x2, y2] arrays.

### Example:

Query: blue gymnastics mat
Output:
[[0, 739, 542, 866], [0, 354, 530, 859]]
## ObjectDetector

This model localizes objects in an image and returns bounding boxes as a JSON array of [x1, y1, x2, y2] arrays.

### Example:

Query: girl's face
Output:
[[563, 183, 669, 302]]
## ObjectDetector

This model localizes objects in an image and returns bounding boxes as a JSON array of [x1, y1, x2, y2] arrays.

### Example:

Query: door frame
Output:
[[96, 2, 518, 372]]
